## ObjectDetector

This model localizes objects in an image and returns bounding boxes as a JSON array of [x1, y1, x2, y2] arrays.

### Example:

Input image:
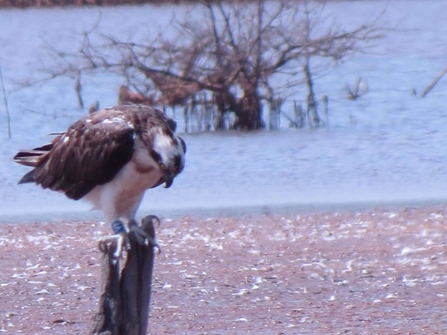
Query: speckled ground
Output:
[[1, 206, 447, 334]]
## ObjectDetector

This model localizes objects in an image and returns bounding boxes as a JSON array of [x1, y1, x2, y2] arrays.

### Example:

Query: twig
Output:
[[74, 71, 84, 109], [345, 77, 368, 100], [0, 65, 11, 139], [420, 65, 447, 98]]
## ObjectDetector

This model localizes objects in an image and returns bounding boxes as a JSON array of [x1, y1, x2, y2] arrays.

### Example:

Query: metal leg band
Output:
[[112, 220, 126, 234]]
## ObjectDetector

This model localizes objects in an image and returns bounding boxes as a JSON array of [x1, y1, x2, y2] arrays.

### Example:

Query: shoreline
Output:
[[1, 197, 446, 224]]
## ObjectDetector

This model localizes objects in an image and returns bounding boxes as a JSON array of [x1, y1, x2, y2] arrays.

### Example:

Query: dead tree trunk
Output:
[[91, 216, 157, 335], [268, 99, 281, 130], [303, 60, 321, 128], [321, 95, 329, 128], [233, 88, 265, 130], [293, 101, 304, 128]]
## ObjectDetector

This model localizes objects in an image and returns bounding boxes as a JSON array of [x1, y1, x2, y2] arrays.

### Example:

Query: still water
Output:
[[0, 1, 446, 221]]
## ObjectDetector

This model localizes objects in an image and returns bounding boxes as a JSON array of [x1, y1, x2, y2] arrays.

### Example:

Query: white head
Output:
[[150, 127, 186, 188]]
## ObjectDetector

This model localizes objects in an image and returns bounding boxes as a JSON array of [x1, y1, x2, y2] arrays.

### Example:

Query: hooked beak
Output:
[[164, 174, 174, 188]]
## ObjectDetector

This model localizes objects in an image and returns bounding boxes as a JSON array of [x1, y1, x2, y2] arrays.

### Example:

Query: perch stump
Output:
[[91, 215, 158, 335]]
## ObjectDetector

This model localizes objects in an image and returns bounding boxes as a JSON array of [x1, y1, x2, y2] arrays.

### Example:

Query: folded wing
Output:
[[14, 112, 135, 200]]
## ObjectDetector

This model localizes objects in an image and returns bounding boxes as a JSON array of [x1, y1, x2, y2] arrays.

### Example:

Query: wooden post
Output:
[[0, 65, 11, 139], [183, 105, 189, 133], [202, 91, 212, 131], [269, 99, 281, 130], [91, 216, 157, 335], [293, 101, 304, 128], [321, 95, 329, 128]]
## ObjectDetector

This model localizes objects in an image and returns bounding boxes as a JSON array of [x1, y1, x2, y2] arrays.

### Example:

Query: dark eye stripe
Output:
[[150, 150, 162, 164]]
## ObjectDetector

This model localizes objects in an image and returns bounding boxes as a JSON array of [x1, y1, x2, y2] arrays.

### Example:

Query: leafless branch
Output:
[[26, 0, 386, 130]]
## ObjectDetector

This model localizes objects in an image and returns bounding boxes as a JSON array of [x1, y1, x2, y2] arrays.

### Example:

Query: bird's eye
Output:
[[159, 163, 166, 170]]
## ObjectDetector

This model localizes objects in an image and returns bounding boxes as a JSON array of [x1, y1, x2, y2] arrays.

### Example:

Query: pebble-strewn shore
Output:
[[1, 206, 446, 334]]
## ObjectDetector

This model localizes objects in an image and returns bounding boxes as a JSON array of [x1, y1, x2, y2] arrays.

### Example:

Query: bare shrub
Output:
[[31, 0, 385, 131]]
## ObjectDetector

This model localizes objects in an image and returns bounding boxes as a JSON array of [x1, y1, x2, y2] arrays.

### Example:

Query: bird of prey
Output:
[[14, 104, 186, 254]]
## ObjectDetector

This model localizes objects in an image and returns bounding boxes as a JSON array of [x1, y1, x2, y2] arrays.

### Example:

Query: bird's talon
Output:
[[99, 233, 129, 260], [142, 215, 161, 228], [154, 244, 162, 254]]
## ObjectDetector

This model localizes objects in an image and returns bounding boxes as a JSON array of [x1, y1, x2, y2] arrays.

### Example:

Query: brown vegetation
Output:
[[117, 85, 154, 106], [30, 0, 384, 131]]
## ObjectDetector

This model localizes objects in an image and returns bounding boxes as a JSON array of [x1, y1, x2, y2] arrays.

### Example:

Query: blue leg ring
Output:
[[112, 220, 126, 234]]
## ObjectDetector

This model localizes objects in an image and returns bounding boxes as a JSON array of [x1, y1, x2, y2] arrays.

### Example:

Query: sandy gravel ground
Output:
[[0, 206, 447, 334]]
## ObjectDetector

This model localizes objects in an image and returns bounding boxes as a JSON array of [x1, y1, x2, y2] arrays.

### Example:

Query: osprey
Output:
[[14, 104, 186, 252]]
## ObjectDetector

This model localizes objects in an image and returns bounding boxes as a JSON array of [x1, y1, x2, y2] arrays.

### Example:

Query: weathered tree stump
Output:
[[91, 215, 158, 335]]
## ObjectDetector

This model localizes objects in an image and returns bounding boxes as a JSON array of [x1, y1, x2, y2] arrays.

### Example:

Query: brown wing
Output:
[[21, 112, 135, 200]]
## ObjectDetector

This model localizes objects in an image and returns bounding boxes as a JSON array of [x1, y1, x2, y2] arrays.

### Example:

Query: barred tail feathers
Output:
[[14, 144, 53, 184]]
